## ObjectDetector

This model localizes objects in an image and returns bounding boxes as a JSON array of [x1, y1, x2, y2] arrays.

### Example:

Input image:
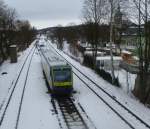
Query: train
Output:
[[38, 43, 73, 95]]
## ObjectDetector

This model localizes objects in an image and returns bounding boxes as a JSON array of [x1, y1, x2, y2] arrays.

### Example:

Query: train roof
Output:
[[41, 47, 69, 67]]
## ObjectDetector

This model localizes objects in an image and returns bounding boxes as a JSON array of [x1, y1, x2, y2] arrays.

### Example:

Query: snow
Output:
[[122, 50, 132, 55], [0, 45, 33, 107], [63, 41, 83, 63], [84, 51, 105, 56], [0, 36, 150, 129], [10, 45, 17, 48], [96, 56, 122, 60], [115, 70, 137, 93], [73, 75, 131, 129]]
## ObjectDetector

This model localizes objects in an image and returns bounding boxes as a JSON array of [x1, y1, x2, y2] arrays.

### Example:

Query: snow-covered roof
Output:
[[133, 56, 139, 60], [122, 50, 132, 55], [10, 45, 17, 48], [86, 47, 93, 50], [84, 51, 105, 56], [96, 56, 122, 60]]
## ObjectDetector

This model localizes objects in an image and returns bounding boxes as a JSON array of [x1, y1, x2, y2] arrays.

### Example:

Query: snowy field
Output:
[[0, 37, 150, 129]]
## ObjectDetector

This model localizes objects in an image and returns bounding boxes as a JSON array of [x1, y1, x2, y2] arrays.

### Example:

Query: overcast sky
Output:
[[4, 0, 83, 29]]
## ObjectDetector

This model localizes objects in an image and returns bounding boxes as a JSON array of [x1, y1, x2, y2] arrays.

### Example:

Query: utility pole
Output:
[[144, 0, 148, 72], [94, 0, 98, 69]]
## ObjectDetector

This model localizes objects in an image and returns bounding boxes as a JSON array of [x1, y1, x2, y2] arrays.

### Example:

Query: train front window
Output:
[[53, 69, 71, 82]]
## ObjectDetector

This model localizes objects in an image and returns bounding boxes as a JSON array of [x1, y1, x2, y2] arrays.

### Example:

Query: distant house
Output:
[[96, 56, 122, 70]]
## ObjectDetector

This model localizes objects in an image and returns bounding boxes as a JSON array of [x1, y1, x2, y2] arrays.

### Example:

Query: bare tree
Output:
[[103, 0, 120, 83], [0, 0, 8, 60], [107, 0, 127, 84], [15, 20, 36, 49], [131, 0, 150, 104], [0, 0, 36, 61], [82, 0, 107, 69], [108, 0, 116, 83], [82, 0, 107, 23], [4, 8, 17, 55], [53, 25, 64, 50]]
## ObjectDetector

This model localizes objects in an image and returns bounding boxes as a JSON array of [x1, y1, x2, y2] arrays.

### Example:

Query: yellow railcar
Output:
[[39, 45, 73, 95]]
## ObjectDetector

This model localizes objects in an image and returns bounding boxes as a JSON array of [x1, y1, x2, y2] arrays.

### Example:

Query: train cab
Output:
[[51, 66, 73, 94]]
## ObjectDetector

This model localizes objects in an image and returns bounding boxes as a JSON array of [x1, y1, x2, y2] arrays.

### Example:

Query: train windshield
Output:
[[53, 68, 71, 82]]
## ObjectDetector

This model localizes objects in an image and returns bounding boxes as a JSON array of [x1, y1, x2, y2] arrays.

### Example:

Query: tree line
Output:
[[48, 24, 110, 49], [0, 0, 37, 63]]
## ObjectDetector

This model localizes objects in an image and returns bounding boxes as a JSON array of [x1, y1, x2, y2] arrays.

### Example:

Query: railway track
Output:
[[48, 42, 150, 129], [0, 45, 35, 112], [0, 44, 36, 129], [51, 96, 96, 129], [40, 54, 95, 129], [39, 45, 95, 129]]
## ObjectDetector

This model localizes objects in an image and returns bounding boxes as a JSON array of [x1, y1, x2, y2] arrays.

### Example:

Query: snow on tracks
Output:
[[0, 46, 35, 129]]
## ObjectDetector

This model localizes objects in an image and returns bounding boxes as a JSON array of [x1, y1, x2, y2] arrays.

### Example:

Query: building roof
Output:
[[96, 56, 122, 61], [122, 50, 132, 55]]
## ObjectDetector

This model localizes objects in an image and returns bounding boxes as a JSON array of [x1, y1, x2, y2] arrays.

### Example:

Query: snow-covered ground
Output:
[[115, 70, 137, 93], [0, 42, 59, 129], [0, 45, 33, 107], [0, 37, 150, 129], [63, 41, 83, 63]]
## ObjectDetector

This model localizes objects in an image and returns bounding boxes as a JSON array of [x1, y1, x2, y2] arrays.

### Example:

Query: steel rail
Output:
[[0, 45, 35, 126], [15, 47, 36, 129]]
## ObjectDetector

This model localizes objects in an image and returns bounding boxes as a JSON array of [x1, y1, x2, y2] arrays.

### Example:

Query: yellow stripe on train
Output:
[[53, 82, 72, 87]]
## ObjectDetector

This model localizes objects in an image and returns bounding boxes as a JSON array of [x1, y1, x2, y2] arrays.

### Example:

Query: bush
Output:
[[96, 68, 120, 87]]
